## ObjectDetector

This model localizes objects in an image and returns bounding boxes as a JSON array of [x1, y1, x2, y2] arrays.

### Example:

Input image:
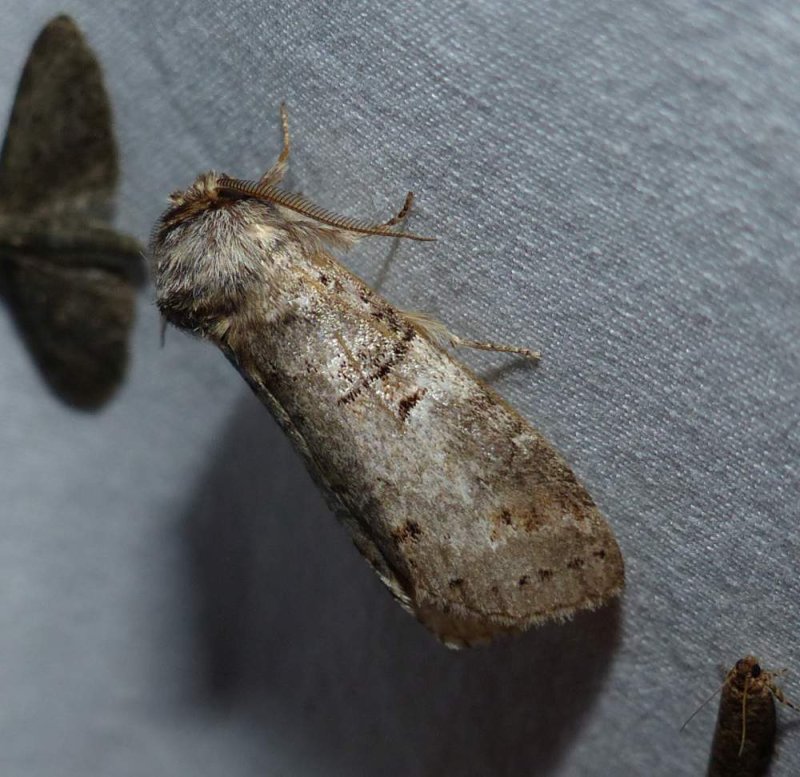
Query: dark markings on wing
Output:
[[337, 326, 416, 407]]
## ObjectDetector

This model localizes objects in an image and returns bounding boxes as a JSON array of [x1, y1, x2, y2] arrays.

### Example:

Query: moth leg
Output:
[[768, 679, 799, 711], [259, 102, 291, 187], [404, 310, 540, 360], [449, 334, 540, 361]]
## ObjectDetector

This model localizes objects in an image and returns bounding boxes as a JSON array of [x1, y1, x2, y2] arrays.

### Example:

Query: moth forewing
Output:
[[151, 109, 624, 647], [0, 15, 142, 409], [706, 656, 796, 777]]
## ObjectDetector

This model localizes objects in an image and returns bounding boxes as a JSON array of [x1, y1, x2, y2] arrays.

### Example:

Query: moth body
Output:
[[151, 112, 624, 646], [707, 656, 795, 777]]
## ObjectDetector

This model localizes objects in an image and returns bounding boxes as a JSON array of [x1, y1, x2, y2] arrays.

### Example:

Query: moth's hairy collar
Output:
[[168, 170, 221, 207], [155, 170, 229, 236]]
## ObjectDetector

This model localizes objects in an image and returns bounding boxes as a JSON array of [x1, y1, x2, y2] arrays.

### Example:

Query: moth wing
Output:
[[221, 355, 426, 616], [0, 15, 118, 217], [368, 384, 624, 647], [316, 310, 625, 648], [708, 660, 777, 776], [322, 305, 624, 647], [0, 16, 142, 409], [2, 243, 137, 409], [408, 453, 625, 648], [265, 335, 624, 648]]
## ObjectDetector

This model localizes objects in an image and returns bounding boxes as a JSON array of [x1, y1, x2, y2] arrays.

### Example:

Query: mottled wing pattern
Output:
[[257, 251, 624, 647]]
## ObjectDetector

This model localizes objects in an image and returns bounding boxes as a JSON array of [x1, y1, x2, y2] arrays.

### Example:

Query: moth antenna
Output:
[[159, 315, 168, 348], [680, 676, 730, 731], [738, 676, 750, 757], [383, 191, 414, 227], [258, 102, 291, 188], [216, 177, 436, 242], [768, 675, 799, 712]]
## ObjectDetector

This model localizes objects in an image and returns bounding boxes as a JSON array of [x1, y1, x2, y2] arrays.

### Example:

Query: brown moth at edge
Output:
[[0, 15, 143, 410], [149, 105, 624, 648], [703, 656, 797, 777]]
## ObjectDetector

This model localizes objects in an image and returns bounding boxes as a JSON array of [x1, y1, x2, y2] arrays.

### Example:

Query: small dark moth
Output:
[[150, 106, 624, 647], [685, 655, 797, 777], [0, 15, 142, 409]]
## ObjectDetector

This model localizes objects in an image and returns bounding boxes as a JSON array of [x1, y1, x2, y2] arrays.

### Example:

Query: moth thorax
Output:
[[152, 198, 272, 330]]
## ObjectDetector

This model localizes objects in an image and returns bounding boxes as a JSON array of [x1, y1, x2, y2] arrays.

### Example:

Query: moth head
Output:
[[162, 170, 225, 216], [727, 655, 768, 697], [150, 170, 275, 333], [734, 656, 761, 681]]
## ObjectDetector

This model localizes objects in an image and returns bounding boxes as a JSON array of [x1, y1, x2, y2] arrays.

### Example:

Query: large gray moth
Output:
[[150, 106, 624, 647], [0, 15, 142, 409]]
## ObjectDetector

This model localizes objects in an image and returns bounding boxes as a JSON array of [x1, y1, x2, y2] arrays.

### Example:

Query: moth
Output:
[[0, 15, 143, 409], [705, 656, 796, 777], [682, 656, 797, 776], [150, 106, 624, 647]]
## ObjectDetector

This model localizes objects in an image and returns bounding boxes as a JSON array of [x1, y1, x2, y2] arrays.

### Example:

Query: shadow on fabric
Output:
[[180, 391, 621, 776]]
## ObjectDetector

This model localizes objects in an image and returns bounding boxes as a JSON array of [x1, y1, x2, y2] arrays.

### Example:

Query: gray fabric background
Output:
[[2, 1, 799, 775]]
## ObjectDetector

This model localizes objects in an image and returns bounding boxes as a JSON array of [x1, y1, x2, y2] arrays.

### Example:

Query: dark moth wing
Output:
[[0, 15, 117, 216], [2, 249, 136, 408], [0, 15, 143, 409]]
